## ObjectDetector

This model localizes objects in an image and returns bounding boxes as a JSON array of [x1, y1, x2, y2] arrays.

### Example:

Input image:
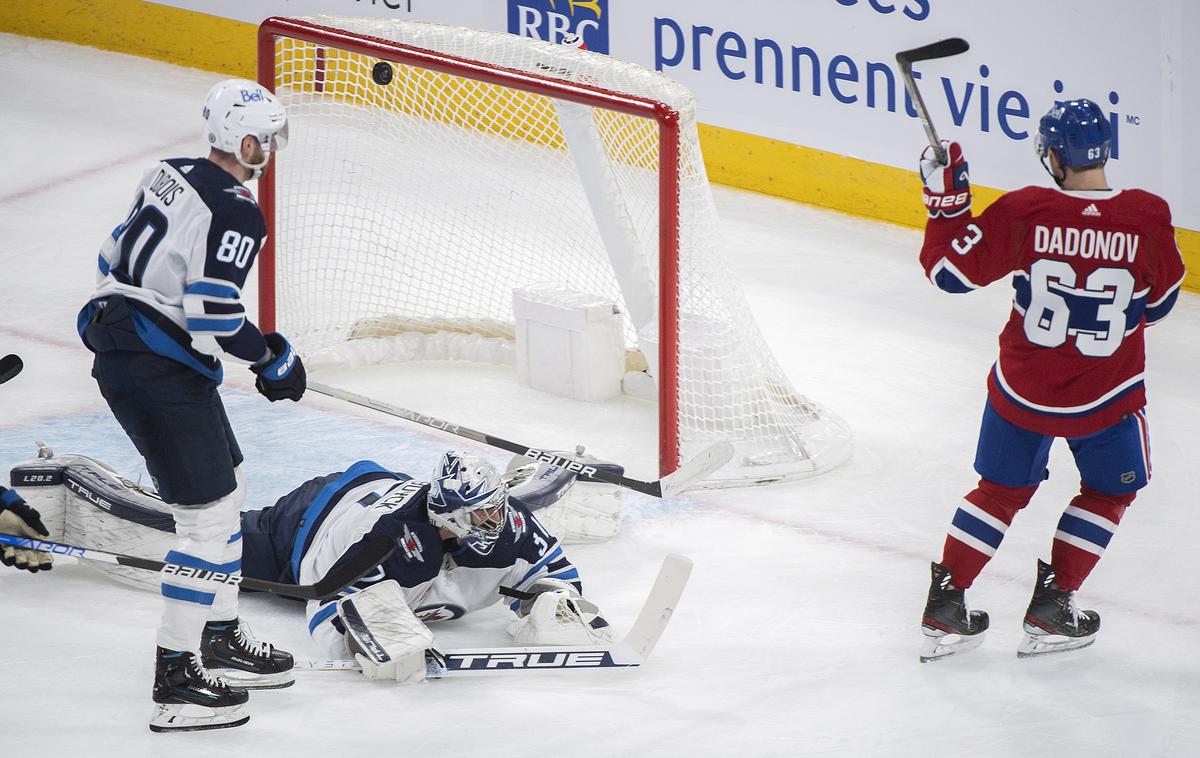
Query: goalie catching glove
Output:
[[338, 580, 437, 683], [506, 446, 624, 544], [510, 577, 613, 646]]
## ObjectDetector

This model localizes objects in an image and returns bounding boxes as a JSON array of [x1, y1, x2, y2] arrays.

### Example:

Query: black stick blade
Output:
[[0, 354, 23, 385], [896, 38, 969, 66]]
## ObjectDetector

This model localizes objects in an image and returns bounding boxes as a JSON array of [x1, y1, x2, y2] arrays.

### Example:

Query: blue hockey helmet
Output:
[[427, 451, 509, 556], [1035, 99, 1111, 170]]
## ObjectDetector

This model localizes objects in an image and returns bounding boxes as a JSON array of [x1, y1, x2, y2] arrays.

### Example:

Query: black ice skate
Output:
[[1017, 560, 1100, 659], [920, 562, 989, 663], [200, 618, 295, 689], [150, 647, 249, 733]]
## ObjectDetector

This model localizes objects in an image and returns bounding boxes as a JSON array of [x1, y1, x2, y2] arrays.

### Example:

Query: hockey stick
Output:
[[895, 38, 969, 164], [296, 553, 692, 678], [0, 532, 395, 601], [0, 354, 23, 385], [308, 381, 733, 498]]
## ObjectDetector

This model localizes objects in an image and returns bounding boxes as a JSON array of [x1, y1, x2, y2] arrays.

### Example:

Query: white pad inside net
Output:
[[268, 17, 851, 485]]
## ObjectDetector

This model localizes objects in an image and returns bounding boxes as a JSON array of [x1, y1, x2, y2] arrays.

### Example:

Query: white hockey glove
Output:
[[530, 483, 622, 544], [509, 578, 614, 646], [507, 449, 623, 544], [0, 486, 53, 572], [919, 140, 971, 218], [338, 580, 436, 683]]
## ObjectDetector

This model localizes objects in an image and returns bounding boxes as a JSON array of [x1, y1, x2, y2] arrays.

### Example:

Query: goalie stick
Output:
[[0, 354, 23, 385], [895, 38, 970, 164], [297, 553, 692, 678], [0, 532, 395, 601], [308, 381, 733, 498]]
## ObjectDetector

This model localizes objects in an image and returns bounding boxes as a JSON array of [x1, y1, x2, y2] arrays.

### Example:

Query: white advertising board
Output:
[[147, 0, 1196, 228]]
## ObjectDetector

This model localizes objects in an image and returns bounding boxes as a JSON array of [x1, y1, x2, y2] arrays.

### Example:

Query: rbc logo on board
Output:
[[507, 0, 610, 54]]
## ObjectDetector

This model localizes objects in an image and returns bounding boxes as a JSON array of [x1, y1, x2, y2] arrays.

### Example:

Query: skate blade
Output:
[[920, 629, 985, 663], [210, 668, 296, 690], [1016, 631, 1096, 659], [149, 702, 249, 732]]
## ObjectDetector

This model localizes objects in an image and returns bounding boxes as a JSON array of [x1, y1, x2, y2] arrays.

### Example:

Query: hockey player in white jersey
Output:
[[76, 79, 303, 732]]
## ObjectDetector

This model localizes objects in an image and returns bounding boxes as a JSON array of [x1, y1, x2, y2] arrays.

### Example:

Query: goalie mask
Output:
[[427, 452, 510, 556], [202, 78, 289, 179]]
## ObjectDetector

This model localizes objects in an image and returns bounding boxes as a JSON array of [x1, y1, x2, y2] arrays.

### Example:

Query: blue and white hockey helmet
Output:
[[1035, 99, 1111, 169], [427, 452, 509, 556], [202, 78, 289, 177]]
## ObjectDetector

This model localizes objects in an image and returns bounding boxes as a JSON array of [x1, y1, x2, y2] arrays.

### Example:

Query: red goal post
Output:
[[257, 16, 683, 474]]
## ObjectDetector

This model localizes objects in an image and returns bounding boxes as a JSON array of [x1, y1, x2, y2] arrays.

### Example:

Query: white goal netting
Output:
[[265, 17, 851, 485]]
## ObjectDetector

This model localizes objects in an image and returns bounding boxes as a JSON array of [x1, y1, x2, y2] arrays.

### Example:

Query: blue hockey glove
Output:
[[252, 332, 306, 402]]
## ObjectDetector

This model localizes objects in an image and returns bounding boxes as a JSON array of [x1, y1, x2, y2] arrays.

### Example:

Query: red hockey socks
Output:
[[1050, 486, 1134, 591], [939, 478, 1038, 589]]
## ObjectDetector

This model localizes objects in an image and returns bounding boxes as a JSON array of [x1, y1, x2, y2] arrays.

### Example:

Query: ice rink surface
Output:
[[2, 34, 1198, 757]]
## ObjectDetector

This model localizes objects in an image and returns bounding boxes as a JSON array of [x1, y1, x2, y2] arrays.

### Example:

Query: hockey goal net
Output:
[[257, 16, 851, 485]]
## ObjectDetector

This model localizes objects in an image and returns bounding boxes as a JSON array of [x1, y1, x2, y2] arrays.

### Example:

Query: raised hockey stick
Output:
[[308, 381, 733, 498], [296, 553, 692, 677], [895, 38, 969, 164], [0, 532, 396, 601], [0, 354, 23, 385]]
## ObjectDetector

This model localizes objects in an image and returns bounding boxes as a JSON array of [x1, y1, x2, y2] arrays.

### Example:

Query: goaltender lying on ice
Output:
[[11, 445, 625, 682]]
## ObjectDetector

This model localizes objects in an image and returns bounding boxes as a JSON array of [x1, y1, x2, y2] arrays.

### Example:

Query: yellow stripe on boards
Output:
[[0, 0, 256, 78], [4, 1, 1196, 290]]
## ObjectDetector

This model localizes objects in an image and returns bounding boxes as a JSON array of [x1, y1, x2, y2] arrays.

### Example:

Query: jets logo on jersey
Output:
[[400, 524, 425, 563], [415, 604, 466, 622], [223, 186, 256, 204], [508, 509, 527, 541]]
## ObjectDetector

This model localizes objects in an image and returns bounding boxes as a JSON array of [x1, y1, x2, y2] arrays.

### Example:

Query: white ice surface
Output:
[[1, 34, 1199, 757]]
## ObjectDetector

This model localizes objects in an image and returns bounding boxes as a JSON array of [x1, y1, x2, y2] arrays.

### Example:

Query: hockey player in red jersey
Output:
[[915, 99, 1186, 662]]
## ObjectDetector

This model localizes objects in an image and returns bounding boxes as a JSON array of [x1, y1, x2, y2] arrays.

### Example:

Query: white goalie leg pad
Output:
[[532, 481, 623, 544], [338, 580, 435, 683], [510, 578, 614, 646], [58, 458, 177, 592]]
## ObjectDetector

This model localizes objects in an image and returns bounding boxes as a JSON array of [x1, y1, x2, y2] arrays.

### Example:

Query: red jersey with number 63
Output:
[[920, 186, 1186, 437]]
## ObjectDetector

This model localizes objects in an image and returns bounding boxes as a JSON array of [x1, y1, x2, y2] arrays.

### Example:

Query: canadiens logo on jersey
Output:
[[399, 524, 425, 562]]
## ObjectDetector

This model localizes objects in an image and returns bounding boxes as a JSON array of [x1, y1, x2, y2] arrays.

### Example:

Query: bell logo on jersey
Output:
[[507, 0, 610, 54]]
